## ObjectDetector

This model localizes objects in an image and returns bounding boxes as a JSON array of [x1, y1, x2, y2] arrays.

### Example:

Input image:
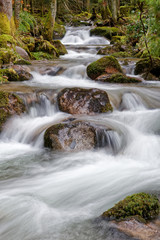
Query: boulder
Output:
[[90, 27, 122, 40], [51, 40, 67, 55], [96, 73, 141, 83], [102, 193, 160, 221], [87, 56, 122, 80], [0, 91, 25, 131], [134, 57, 160, 80], [44, 121, 97, 151], [12, 65, 33, 81], [53, 22, 66, 39], [15, 46, 30, 60], [58, 88, 113, 115]]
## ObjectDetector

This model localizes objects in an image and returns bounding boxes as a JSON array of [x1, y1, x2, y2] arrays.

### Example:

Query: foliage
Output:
[[19, 11, 36, 34]]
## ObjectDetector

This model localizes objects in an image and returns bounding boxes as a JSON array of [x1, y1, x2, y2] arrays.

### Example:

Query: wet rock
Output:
[[96, 73, 141, 83], [40, 66, 63, 76], [51, 40, 67, 55], [58, 88, 113, 115], [87, 56, 122, 80], [90, 27, 122, 40], [11, 65, 33, 81], [44, 121, 97, 151], [15, 46, 30, 60], [134, 57, 160, 80], [115, 218, 160, 240], [0, 91, 25, 131]]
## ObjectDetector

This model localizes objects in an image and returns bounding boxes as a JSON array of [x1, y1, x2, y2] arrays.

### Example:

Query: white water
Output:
[[1, 27, 160, 240]]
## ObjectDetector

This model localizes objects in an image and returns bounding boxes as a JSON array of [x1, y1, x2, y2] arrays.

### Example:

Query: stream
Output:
[[1, 26, 160, 240]]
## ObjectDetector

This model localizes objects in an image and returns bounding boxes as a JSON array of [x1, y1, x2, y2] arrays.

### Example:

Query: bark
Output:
[[108, 0, 119, 22], [0, 0, 12, 20], [51, 0, 57, 29], [87, 0, 90, 13], [14, 0, 21, 28]]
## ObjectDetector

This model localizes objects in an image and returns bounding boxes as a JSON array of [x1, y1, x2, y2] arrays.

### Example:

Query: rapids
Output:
[[0, 26, 160, 240]]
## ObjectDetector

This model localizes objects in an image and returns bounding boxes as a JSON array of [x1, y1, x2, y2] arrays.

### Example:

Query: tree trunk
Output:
[[51, 0, 57, 29], [108, 0, 118, 22], [0, 0, 12, 34], [14, 0, 21, 28], [87, 0, 90, 13]]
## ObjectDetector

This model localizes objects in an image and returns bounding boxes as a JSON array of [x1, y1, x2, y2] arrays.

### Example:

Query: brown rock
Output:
[[15, 46, 30, 60], [58, 88, 113, 115]]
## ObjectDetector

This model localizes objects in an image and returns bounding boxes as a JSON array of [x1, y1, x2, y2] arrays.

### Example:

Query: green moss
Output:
[[90, 27, 122, 40], [110, 36, 127, 45], [21, 36, 35, 52], [134, 57, 160, 78], [87, 56, 122, 80], [111, 52, 132, 58], [0, 34, 16, 48], [0, 13, 11, 35], [14, 59, 31, 65], [0, 69, 19, 81], [31, 52, 54, 60], [102, 193, 160, 222], [102, 103, 113, 112], [105, 73, 141, 83], [51, 40, 67, 55], [36, 39, 59, 57], [53, 22, 66, 39]]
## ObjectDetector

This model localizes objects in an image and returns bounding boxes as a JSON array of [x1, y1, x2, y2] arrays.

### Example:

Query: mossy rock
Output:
[[110, 36, 127, 45], [14, 59, 31, 65], [102, 193, 160, 222], [96, 73, 141, 83], [53, 22, 66, 39], [0, 75, 8, 84], [0, 48, 19, 64], [87, 56, 122, 80], [58, 88, 113, 115], [0, 91, 25, 131], [134, 57, 160, 79], [51, 40, 67, 55], [90, 27, 123, 40], [0, 69, 19, 81], [44, 121, 97, 152], [111, 52, 132, 58], [21, 36, 36, 52], [97, 45, 120, 55], [0, 34, 16, 48], [31, 52, 55, 60], [35, 39, 59, 57]]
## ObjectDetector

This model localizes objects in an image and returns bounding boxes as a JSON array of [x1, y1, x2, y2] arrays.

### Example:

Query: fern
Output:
[[19, 11, 36, 34]]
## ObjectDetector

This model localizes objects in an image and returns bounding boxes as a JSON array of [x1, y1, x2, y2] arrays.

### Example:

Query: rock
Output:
[[21, 36, 35, 52], [102, 193, 160, 221], [96, 73, 141, 83], [58, 88, 113, 115], [90, 27, 123, 40], [11, 65, 33, 81], [35, 38, 59, 58], [53, 22, 66, 39], [115, 218, 160, 240], [0, 68, 19, 81], [0, 91, 25, 131], [87, 56, 122, 80], [43, 66, 63, 76], [0, 48, 17, 64], [134, 57, 160, 80], [111, 52, 132, 58], [14, 59, 31, 65], [44, 120, 98, 151], [51, 40, 67, 55], [15, 46, 30, 60]]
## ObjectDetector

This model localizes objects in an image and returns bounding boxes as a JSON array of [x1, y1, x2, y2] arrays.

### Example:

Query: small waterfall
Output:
[[119, 92, 146, 111]]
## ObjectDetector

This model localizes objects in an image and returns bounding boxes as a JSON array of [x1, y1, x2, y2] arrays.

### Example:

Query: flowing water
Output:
[[1, 26, 160, 240]]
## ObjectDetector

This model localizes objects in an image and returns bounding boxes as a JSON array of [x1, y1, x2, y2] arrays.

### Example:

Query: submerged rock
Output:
[[58, 88, 113, 115], [44, 121, 96, 151], [87, 56, 122, 80], [0, 91, 25, 131], [134, 57, 160, 80], [96, 73, 141, 83]]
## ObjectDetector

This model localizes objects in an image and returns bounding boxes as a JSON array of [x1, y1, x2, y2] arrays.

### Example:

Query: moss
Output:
[[104, 73, 141, 83], [36, 39, 59, 57], [111, 52, 132, 58], [14, 59, 31, 65], [51, 40, 67, 55], [90, 27, 122, 40], [120, 6, 131, 17], [110, 36, 127, 45], [21, 36, 35, 52], [0, 69, 19, 81], [0, 34, 16, 48], [0, 13, 11, 35], [87, 56, 122, 80], [102, 103, 113, 112], [31, 52, 54, 60], [102, 193, 160, 222], [134, 57, 160, 78], [0, 91, 25, 131], [53, 22, 66, 39]]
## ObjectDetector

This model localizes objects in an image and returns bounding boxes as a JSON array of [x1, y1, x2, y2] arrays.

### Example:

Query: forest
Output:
[[0, 0, 160, 240]]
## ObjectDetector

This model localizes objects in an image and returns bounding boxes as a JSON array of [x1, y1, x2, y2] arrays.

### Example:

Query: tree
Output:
[[14, 0, 21, 28], [51, 0, 57, 29], [0, 0, 13, 34]]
